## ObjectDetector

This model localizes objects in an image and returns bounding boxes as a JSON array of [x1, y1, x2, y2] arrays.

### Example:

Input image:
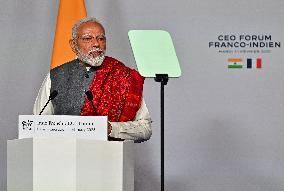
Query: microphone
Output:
[[85, 90, 96, 113], [39, 90, 58, 115], [85, 90, 93, 101], [50, 90, 58, 100]]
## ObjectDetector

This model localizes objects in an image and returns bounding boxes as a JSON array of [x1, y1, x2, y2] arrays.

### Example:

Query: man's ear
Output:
[[69, 39, 77, 53]]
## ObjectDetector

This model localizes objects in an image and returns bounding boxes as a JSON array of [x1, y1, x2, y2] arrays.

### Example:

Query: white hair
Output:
[[71, 17, 104, 39]]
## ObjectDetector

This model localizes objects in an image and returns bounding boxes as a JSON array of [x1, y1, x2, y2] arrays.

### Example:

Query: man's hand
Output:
[[107, 122, 125, 141], [108, 121, 112, 135]]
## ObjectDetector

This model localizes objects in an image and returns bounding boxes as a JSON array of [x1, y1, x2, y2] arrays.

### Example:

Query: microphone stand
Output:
[[39, 90, 58, 115], [154, 74, 168, 191], [39, 98, 52, 115]]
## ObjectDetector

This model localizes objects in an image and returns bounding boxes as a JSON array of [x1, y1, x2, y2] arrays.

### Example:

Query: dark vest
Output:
[[50, 59, 97, 115]]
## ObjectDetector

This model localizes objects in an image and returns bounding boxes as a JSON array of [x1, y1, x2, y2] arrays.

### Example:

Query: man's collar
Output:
[[78, 60, 101, 72]]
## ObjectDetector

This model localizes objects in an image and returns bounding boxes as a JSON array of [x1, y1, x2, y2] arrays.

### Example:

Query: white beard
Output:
[[76, 47, 105, 67]]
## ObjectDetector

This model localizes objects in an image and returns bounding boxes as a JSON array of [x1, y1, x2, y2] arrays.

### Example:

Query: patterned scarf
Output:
[[80, 56, 144, 122]]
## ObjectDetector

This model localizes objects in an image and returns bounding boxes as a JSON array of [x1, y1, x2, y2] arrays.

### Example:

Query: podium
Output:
[[7, 137, 134, 191]]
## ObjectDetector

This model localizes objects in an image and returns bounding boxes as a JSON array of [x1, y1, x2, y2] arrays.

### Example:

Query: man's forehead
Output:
[[77, 21, 105, 35]]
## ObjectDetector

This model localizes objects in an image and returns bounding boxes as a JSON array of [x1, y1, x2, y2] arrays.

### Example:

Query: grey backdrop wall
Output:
[[1, 0, 284, 191]]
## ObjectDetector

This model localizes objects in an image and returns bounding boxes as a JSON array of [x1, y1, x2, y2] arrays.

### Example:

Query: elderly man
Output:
[[33, 17, 152, 142]]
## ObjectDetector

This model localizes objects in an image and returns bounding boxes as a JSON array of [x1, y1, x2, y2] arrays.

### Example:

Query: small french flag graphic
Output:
[[247, 58, 262, 69]]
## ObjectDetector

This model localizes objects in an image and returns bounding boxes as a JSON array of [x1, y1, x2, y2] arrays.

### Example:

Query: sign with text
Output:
[[18, 115, 108, 140]]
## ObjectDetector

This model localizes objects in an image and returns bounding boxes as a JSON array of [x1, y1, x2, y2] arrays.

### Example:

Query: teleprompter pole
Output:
[[154, 74, 168, 191]]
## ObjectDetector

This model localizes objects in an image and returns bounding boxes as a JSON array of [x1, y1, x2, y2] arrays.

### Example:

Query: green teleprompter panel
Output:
[[128, 30, 181, 78]]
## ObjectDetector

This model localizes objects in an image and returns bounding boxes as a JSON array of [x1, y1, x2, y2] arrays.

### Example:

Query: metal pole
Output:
[[161, 81, 165, 191], [154, 74, 168, 191]]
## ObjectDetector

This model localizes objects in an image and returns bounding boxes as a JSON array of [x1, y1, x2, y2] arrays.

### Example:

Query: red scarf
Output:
[[80, 56, 144, 122]]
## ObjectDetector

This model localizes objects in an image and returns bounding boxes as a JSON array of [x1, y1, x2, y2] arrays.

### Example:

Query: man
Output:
[[33, 17, 152, 142]]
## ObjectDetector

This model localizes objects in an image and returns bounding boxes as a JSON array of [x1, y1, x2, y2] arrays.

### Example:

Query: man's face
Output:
[[70, 21, 106, 66]]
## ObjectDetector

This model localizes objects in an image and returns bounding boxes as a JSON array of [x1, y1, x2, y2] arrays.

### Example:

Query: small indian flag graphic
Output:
[[228, 58, 243, 69]]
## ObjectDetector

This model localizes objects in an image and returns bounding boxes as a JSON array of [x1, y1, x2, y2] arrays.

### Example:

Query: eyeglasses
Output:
[[77, 34, 106, 43]]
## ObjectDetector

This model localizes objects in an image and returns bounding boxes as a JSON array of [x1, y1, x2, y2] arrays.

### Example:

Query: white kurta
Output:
[[33, 73, 152, 142]]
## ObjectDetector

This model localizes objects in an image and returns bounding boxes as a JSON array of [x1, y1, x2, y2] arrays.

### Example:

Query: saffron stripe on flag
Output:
[[50, 0, 87, 69], [228, 58, 242, 62]]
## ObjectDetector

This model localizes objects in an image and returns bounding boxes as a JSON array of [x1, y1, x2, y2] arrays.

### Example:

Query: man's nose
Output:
[[90, 38, 99, 47]]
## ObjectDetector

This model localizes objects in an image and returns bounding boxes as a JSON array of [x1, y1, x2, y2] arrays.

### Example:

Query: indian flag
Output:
[[228, 58, 243, 69], [50, 0, 87, 69]]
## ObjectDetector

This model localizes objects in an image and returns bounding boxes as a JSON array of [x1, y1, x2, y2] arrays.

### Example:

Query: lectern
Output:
[[7, 137, 134, 191]]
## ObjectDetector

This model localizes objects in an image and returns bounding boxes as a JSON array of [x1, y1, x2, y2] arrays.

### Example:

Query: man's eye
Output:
[[82, 37, 92, 41], [98, 37, 105, 41]]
